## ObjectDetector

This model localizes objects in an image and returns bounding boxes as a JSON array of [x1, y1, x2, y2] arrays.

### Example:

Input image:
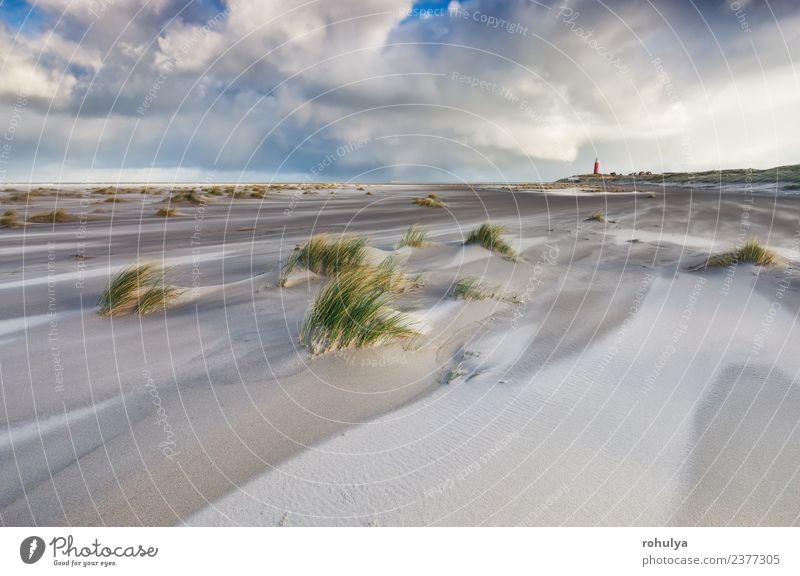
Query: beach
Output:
[[1, 183, 799, 526]]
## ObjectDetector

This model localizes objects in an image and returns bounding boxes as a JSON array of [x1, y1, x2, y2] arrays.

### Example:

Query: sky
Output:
[[0, 0, 798, 183]]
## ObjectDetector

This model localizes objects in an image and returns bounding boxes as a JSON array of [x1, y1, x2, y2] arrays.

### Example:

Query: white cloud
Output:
[[0, 0, 799, 181]]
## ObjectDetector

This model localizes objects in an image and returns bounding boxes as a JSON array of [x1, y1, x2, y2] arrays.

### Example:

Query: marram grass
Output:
[[465, 222, 516, 260], [704, 238, 779, 269], [98, 264, 157, 317], [134, 283, 182, 315], [155, 207, 178, 217], [28, 209, 73, 223], [413, 194, 447, 208], [585, 211, 606, 222], [167, 191, 205, 204], [300, 262, 418, 354], [450, 276, 497, 300], [0, 210, 21, 227], [280, 234, 368, 285], [398, 224, 429, 248]]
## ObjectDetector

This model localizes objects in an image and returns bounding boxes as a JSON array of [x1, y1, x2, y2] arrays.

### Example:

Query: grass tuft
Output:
[[585, 211, 606, 222], [398, 224, 429, 248], [701, 238, 779, 269], [167, 191, 205, 204], [98, 264, 157, 317], [413, 194, 447, 208], [450, 276, 497, 300], [0, 210, 22, 227], [280, 234, 368, 285], [299, 262, 418, 354], [465, 222, 516, 260], [134, 283, 182, 315], [155, 207, 178, 217], [28, 209, 73, 223]]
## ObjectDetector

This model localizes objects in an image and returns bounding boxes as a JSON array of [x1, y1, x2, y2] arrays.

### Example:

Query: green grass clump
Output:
[[134, 283, 182, 315], [585, 211, 606, 222], [99, 264, 181, 316], [450, 276, 497, 300], [1, 210, 21, 227], [465, 222, 516, 260], [413, 194, 446, 208], [300, 262, 417, 354], [280, 234, 368, 284], [28, 209, 74, 223], [155, 207, 178, 217], [398, 224, 429, 248], [98, 264, 157, 317], [168, 191, 205, 204], [703, 238, 778, 268]]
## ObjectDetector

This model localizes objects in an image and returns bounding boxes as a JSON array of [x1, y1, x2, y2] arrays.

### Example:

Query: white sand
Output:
[[2, 184, 799, 526]]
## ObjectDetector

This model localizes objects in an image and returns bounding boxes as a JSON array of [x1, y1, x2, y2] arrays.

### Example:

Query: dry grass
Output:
[[585, 211, 606, 222], [28, 209, 74, 223], [398, 224, 429, 248], [0, 210, 22, 228], [694, 238, 779, 270], [413, 193, 447, 208], [167, 191, 206, 204], [450, 276, 497, 300], [280, 234, 368, 285], [465, 222, 516, 260], [299, 261, 418, 354], [155, 207, 179, 217], [4, 189, 83, 202]]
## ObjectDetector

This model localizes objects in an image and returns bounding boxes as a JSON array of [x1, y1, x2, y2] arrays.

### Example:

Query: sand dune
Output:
[[1, 184, 799, 526]]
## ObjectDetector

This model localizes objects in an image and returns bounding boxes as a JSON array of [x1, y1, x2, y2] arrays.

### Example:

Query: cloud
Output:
[[0, 0, 798, 182]]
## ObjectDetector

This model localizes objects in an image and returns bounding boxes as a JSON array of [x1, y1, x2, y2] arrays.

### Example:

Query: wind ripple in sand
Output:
[[189, 271, 800, 526]]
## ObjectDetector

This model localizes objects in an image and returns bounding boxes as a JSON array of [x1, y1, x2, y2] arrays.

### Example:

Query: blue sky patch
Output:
[[0, 0, 45, 32]]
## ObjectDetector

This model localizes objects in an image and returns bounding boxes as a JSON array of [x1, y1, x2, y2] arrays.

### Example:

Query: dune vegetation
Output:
[[134, 283, 183, 315], [280, 234, 368, 285], [450, 276, 498, 301], [98, 264, 157, 316], [155, 207, 179, 217], [0, 210, 22, 228], [413, 193, 447, 208], [693, 238, 779, 270], [465, 222, 516, 260], [98, 264, 181, 316], [168, 191, 206, 204], [585, 211, 606, 222], [28, 208, 74, 223], [398, 224, 429, 248], [300, 261, 418, 354]]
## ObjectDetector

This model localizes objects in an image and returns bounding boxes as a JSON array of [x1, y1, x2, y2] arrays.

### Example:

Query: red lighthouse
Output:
[[593, 157, 600, 175]]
